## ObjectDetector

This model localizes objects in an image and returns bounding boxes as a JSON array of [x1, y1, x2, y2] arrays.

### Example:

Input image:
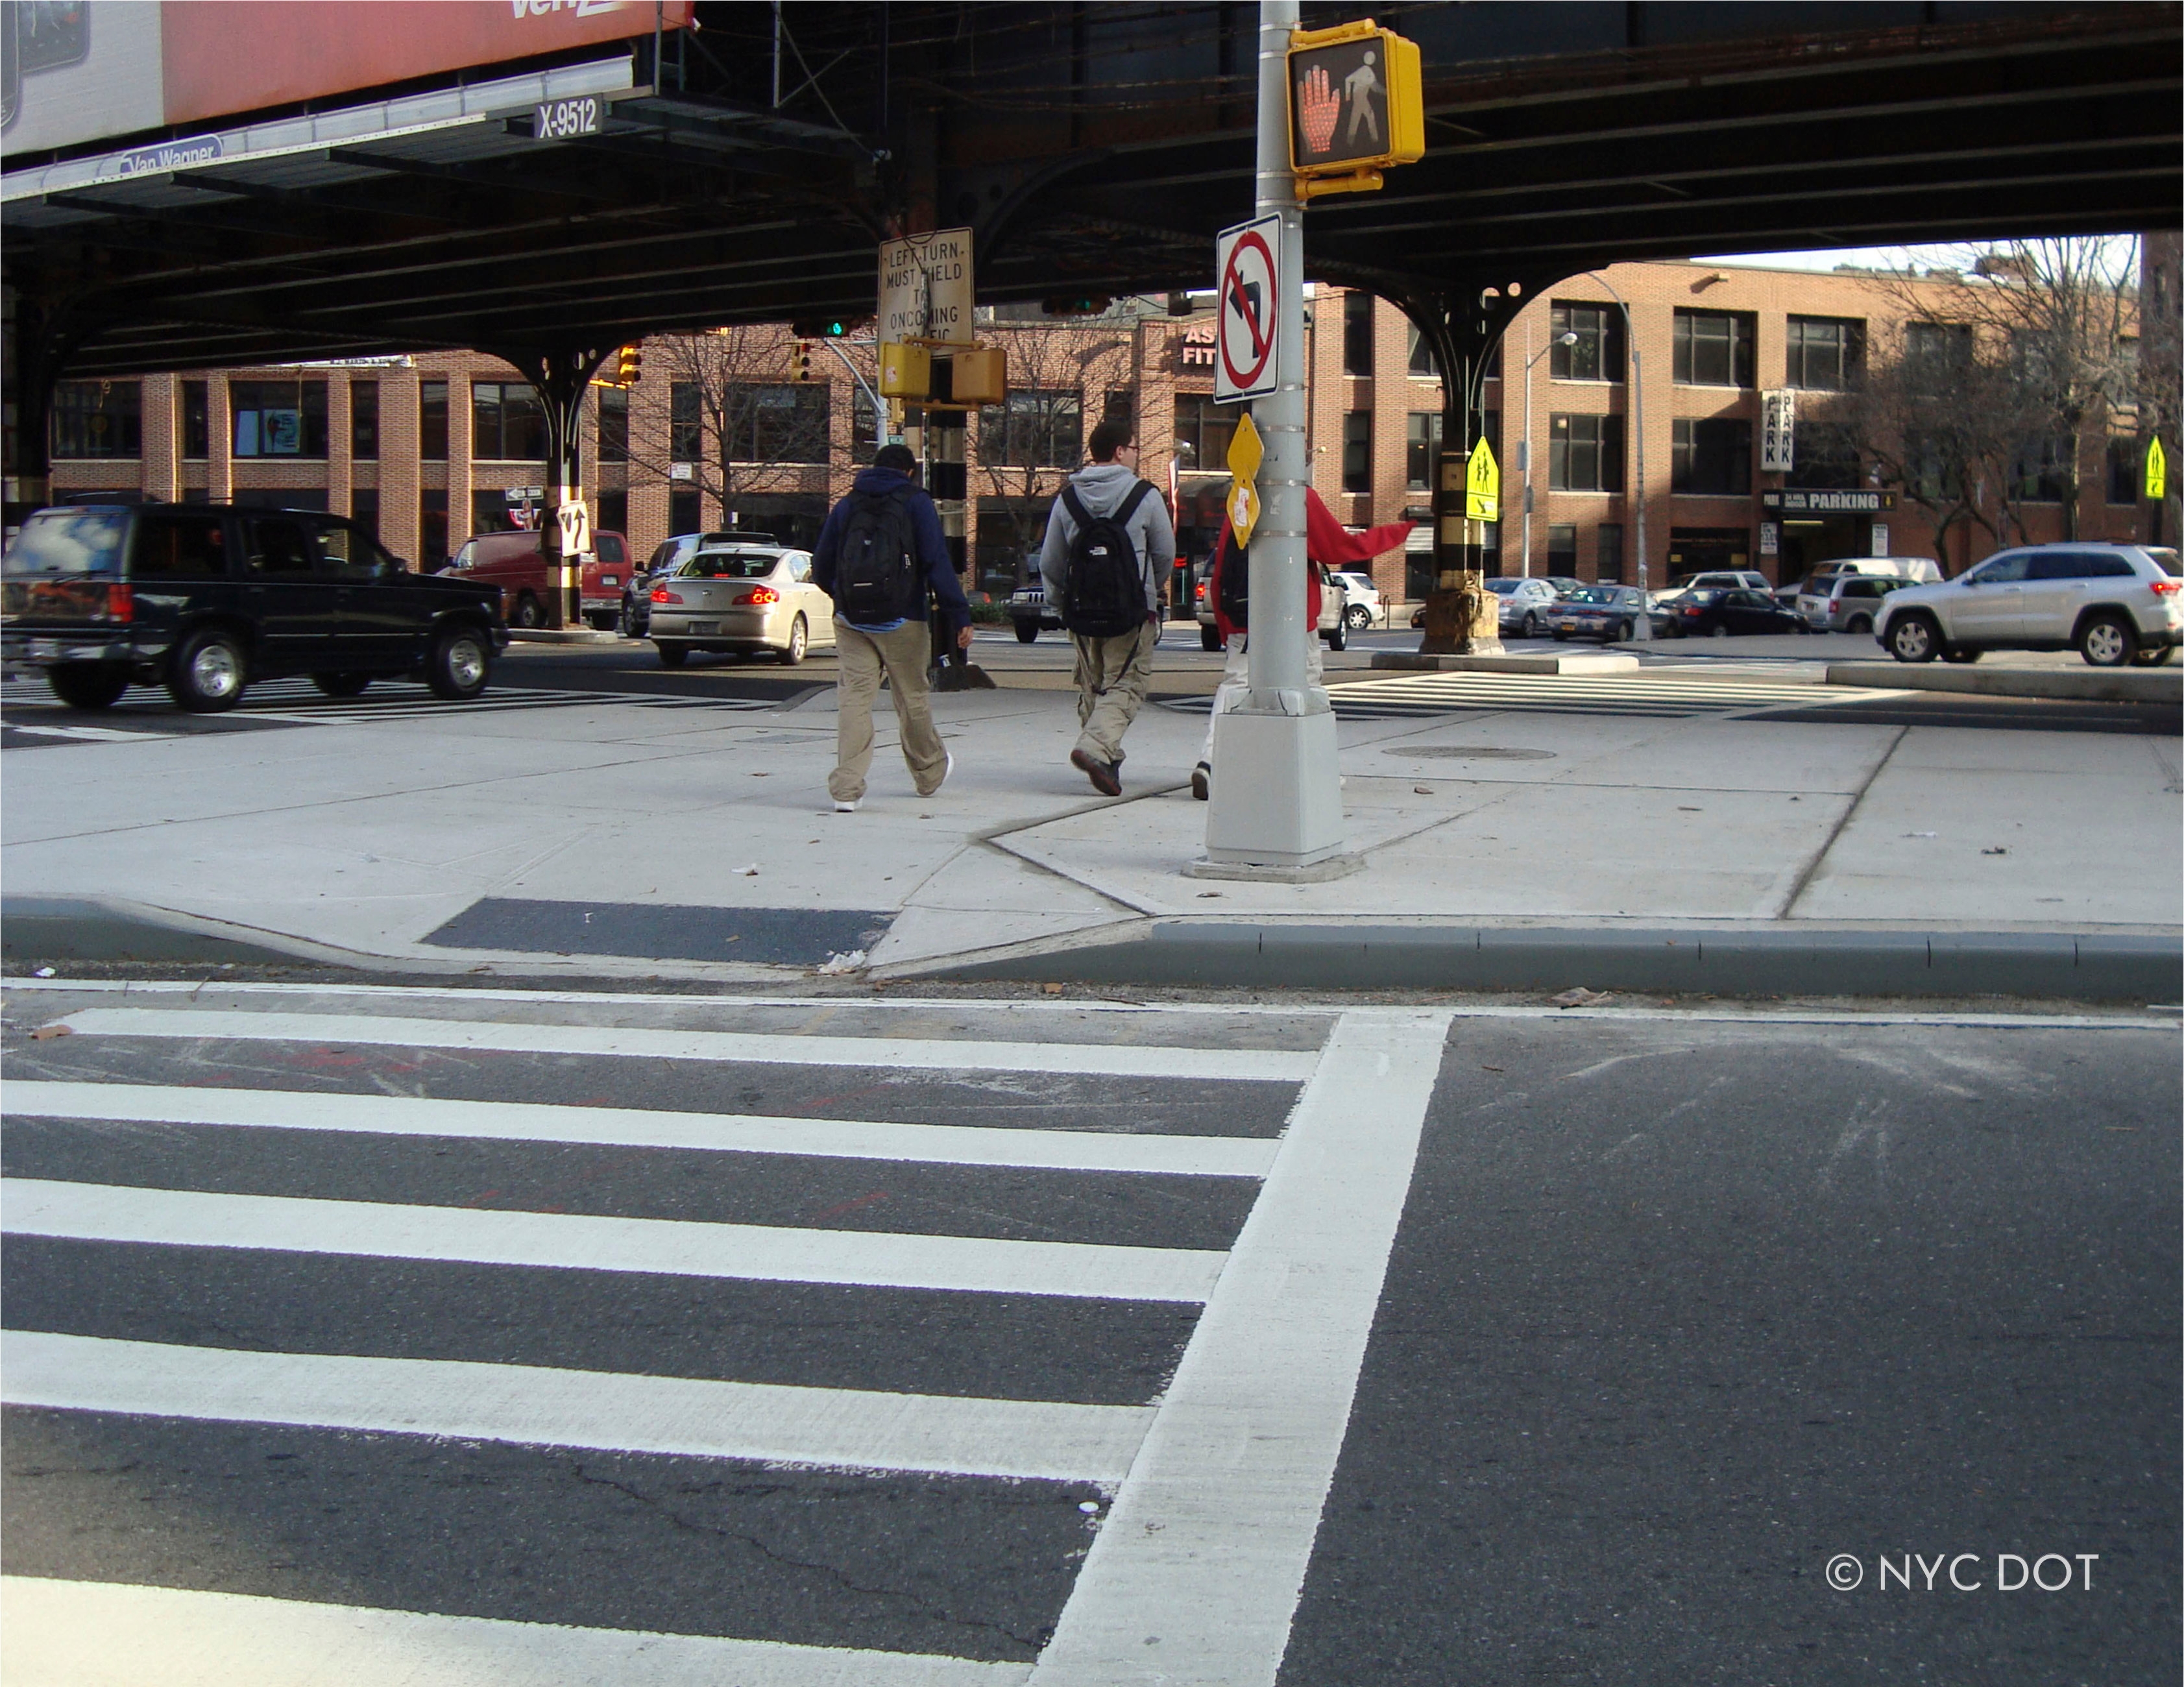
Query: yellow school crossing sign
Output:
[[1465, 437, 1500, 521], [2147, 435, 2168, 502], [1227, 411, 1265, 546]]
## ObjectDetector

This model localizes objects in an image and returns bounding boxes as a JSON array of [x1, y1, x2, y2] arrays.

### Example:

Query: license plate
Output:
[[601, 575, 618, 587], [686, 622, 716, 636], [30, 640, 58, 660]]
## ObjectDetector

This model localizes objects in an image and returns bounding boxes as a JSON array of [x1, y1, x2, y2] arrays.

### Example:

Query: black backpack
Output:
[[1059, 479, 1155, 638], [834, 486, 923, 624]]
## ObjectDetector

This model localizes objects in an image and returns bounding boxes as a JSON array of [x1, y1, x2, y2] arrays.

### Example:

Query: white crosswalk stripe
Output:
[[1, 990, 1451, 1681], [1316, 670, 1902, 718]]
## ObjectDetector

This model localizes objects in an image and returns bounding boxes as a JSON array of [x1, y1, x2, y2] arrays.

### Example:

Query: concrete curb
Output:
[[925, 920, 2183, 1001], [1825, 662, 2183, 703], [1, 897, 369, 968], [1371, 652, 1640, 674]]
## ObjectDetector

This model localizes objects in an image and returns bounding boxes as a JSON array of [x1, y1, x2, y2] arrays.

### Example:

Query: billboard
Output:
[[1, 0, 690, 156]]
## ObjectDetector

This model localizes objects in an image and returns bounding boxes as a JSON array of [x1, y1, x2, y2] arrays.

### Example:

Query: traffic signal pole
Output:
[[1195, 0, 1353, 879]]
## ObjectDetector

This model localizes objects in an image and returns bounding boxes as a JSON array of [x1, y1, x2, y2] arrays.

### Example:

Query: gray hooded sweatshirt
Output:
[[1038, 461, 1178, 622]]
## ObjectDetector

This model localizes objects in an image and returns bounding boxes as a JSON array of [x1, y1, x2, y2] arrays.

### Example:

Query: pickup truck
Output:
[[444, 528, 633, 629]]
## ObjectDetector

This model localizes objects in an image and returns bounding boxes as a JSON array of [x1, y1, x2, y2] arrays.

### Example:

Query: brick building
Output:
[[42, 257, 2166, 604]]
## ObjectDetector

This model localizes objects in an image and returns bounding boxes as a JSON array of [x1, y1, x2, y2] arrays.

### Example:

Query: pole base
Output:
[[1201, 705, 1346, 869], [1183, 851, 1363, 884]]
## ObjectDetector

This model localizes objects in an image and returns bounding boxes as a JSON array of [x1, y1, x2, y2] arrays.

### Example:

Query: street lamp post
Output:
[[1519, 325, 1579, 579], [1577, 271, 1648, 637]]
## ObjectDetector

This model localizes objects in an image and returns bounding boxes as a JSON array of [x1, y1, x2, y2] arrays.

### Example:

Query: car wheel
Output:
[[618, 605, 637, 637], [656, 642, 689, 668], [777, 616, 808, 666], [1344, 604, 1372, 631], [1708, 623, 1729, 638], [1200, 625, 1222, 651], [1942, 646, 1980, 664], [47, 662, 130, 710], [510, 592, 543, 629], [2130, 644, 2177, 666], [1520, 611, 1539, 638], [1325, 623, 1346, 651], [425, 626, 491, 699], [1845, 614, 1872, 635], [167, 629, 248, 712], [1886, 613, 1941, 663], [2078, 612, 2137, 668], [1015, 620, 1039, 644], [311, 672, 372, 698]]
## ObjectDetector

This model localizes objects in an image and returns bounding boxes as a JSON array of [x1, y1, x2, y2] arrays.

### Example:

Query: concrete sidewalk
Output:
[[3, 668, 2178, 999]]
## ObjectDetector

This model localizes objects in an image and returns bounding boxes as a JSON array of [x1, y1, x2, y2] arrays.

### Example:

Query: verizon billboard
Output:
[[3, 1, 691, 156]]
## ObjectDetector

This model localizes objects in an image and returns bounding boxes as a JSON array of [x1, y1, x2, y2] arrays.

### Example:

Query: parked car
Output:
[[1804, 554, 1943, 589], [648, 542, 835, 666], [1008, 583, 1064, 642], [1669, 568, 1773, 594], [1, 502, 505, 712], [1195, 559, 1350, 649], [624, 531, 762, 636], [1795, 572, 1915, 633], [443, 528, 633, 631], [1873, 542, 2183, 666], [1484, 576, 1560, 638], [1658, 586, 1806, 638], [1328, 570, 1383, 630], [1546, 583, 1650, 642]]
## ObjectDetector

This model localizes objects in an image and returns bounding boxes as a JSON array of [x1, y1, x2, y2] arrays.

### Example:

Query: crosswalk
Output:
[[1315, 668, 1895, 719], [1, 980, 1452, 1684]]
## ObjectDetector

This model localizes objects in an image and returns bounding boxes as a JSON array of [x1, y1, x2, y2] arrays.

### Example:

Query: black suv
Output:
[[1, 504, 507, 712]]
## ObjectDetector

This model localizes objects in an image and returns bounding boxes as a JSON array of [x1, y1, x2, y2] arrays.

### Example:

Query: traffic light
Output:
[[790, 315, 869, 339], [791, 340, 816, 383], [616, 344, 642, 385], [1041, 294, 1111, 317]]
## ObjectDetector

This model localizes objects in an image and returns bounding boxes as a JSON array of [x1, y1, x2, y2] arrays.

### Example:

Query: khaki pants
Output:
[[1202, 631, 1322, 766], [1071, 618, 1158, 766], [831, 621, 949, 803]]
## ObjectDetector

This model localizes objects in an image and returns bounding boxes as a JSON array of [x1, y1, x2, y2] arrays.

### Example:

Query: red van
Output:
[[444, 529, 632, 629]]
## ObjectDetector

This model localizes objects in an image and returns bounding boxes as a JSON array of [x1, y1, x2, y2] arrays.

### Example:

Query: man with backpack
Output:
[[1039, 421, 1176, 796], [810, 443, 973, 812]]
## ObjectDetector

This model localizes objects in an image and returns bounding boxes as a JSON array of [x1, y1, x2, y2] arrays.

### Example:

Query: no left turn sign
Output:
[[1215, 214, 1281, 402]]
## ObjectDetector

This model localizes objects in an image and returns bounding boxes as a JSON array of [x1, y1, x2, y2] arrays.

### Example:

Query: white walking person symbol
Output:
[[1343, 49, 1381, 145]]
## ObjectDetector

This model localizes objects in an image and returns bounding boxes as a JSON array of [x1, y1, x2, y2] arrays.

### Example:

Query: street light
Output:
[[1520, 325, 1579, 578], [1575, 270, 1648, 637]]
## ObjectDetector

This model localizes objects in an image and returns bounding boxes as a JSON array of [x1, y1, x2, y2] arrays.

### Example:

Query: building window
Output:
[[2109, 437, 2142, 505], [980, 389, 1083, 469], [1173, 394, 1236, 476], [350, 487, 380, 542], [51, 380, 142, 459], [1405, 412, 1442, 491], [597, 386, 628, 465], [1596, 522, 1625, 583], [2010, 436, 2072, 504], [1904, 321, 1974, 392], [669, 489, 702, 534], [1672, 309, 1756, 387], [596, 489, 629, 535], [1344, 292, 1374, 376], [1407, 324, 1438, 378], [1790, 421, 1860, 489], [1547, 524, 1577, 575], [1342, 411, 1372, 493], [670, 383, 703, 463], [723, 383, 829, 463], [180, 381, 209, 459], [1548, 413, 1623, 492], [1671, 417, 1753, 495], [419, 381, 448, 461], [350, 382, 380, 460], [1784, 317, 1863, 390], [230, 380, 327, 457], [1551, 303, 1624, 382], [419, 489, 448, 570], [472, 381, 547, 461]]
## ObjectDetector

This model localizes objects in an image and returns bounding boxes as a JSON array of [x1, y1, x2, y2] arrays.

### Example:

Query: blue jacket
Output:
[[811, 466, 969, 633]]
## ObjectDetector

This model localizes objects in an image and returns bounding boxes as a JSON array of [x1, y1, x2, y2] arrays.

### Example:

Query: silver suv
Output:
[[1873, 543, 2182, 666], [1799, 572, 1915, 634]]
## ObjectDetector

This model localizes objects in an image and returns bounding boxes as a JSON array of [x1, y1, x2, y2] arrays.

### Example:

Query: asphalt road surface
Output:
[[2, 980, 2174, 1684]]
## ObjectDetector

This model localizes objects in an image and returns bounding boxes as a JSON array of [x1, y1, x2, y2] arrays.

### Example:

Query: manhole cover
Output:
[[1385, 746, 1556, 760]]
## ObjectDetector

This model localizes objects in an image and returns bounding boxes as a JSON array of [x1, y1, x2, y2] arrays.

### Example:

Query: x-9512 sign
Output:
[[533, 96, 603, 141]]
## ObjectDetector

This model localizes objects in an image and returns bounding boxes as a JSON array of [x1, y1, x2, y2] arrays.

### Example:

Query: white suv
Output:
[[1329, 570, 1381, 630], [1873, 543, 2182, 667]]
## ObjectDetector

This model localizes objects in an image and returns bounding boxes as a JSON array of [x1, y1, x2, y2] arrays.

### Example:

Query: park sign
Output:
[[1287, 18, 1424, 197]]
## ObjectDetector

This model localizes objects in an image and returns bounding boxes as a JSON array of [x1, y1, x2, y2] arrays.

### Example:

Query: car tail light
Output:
[[2149, 579, 2180, 596], [1682, 604, 1703, 616], [104, 583, 133, 622], [1194, 581, 1206, 601], [737, 586, 780, 606], [651, 587, 681, 604]]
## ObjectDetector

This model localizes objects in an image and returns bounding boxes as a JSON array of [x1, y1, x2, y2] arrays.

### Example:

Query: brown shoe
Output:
[[1071, 747, 1122, 797]]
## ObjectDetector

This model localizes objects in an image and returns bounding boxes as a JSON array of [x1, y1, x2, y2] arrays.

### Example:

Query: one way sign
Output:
[[1215, 214, 1281, 403]]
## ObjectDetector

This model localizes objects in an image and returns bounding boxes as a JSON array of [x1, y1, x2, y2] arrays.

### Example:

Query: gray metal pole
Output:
[[1246, 0, 1307, 703], [1581, 269, 1649, 636]]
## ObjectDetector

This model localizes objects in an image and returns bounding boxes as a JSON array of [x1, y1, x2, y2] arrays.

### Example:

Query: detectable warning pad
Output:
[[420, 899, 891, 965]]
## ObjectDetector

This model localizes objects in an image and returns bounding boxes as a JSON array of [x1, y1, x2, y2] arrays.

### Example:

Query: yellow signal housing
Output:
[[791, 341, 816, 383], [616, 344, 643, 385], [1286, 18, 1424, 197], [944, 346, 1007, 407], [879, 341, 932, 400]]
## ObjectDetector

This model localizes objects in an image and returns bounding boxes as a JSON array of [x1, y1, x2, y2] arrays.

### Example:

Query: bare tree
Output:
[[967, 319, 1126, 591], [623, 327, 834, 513]]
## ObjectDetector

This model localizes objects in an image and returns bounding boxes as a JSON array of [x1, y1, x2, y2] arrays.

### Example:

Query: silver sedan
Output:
[[647, 547, 836, 668]]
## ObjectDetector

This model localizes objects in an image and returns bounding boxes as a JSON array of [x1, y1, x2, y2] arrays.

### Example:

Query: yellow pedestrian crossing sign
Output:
[[1465, 439, 1500, 522], [2148, 435, 2168, 502]]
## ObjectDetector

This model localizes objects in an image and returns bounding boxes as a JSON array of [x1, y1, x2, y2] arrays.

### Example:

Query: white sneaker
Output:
[[833, 799, 860, 813], [921, 750, 953, 797]]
